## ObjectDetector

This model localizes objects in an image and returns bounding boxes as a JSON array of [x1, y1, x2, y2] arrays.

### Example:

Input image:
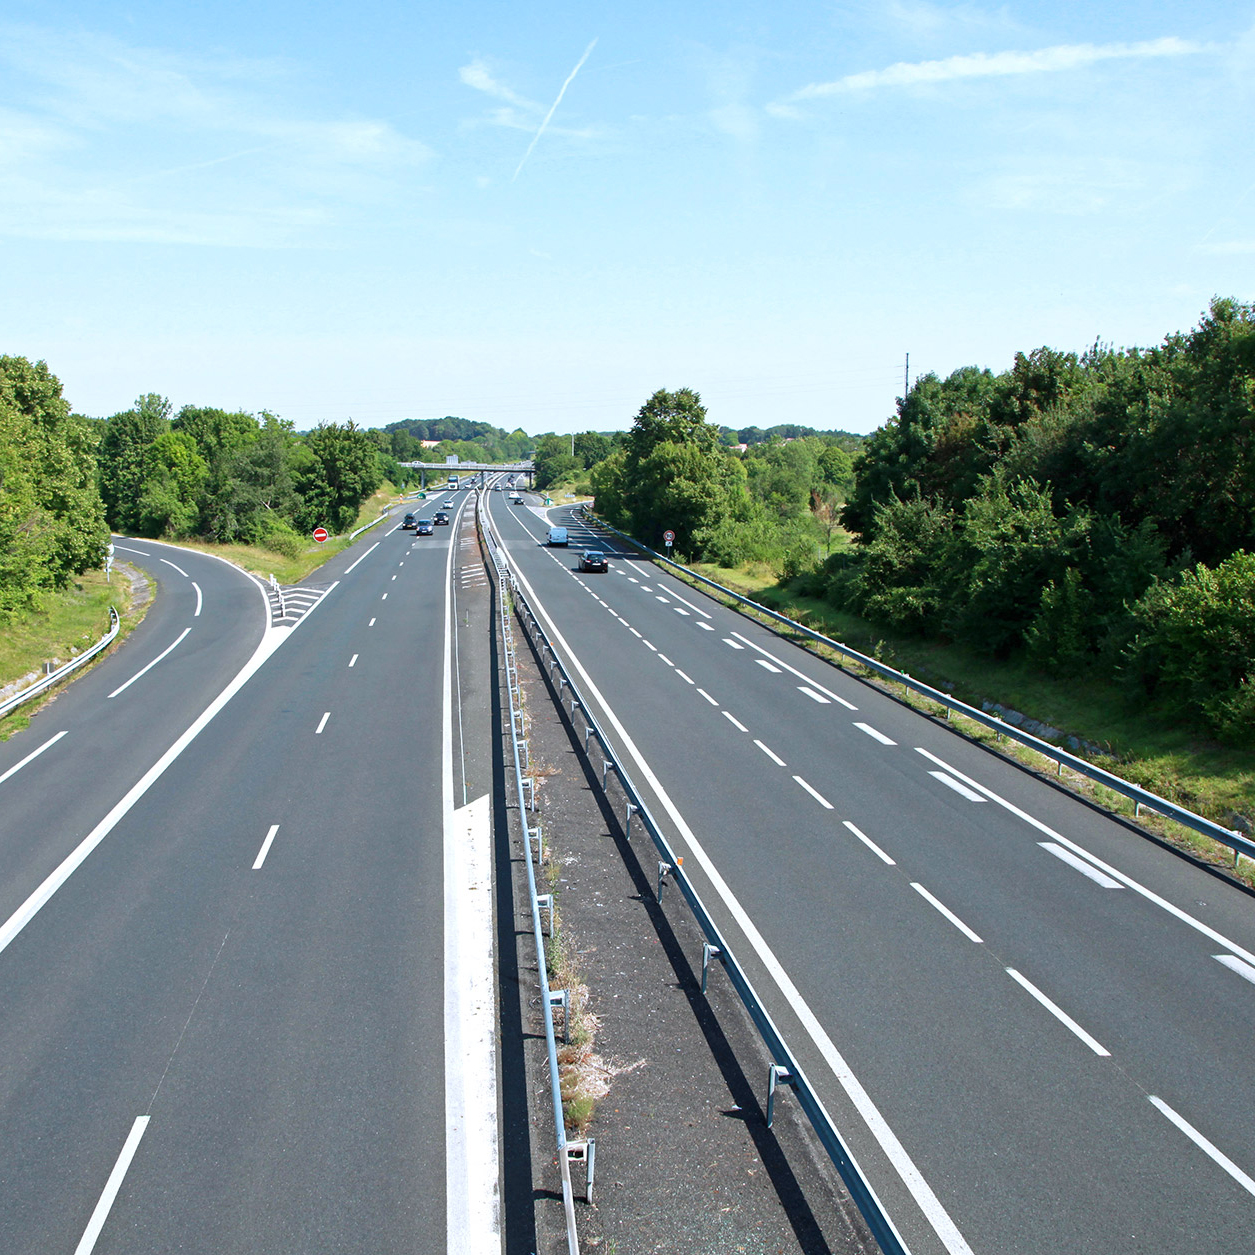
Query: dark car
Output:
[[416, 518, 434, 535], [579, 549, 608, 573], [434, 511, 450, 525], [402, 512, 417, 530]]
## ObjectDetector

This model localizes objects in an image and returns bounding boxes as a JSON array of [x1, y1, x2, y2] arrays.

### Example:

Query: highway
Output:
[[485, 490, 1255, 1255], [0, 495, 499, 1253]]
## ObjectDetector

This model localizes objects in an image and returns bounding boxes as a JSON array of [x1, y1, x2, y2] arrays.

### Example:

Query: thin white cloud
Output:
[[513, 39, 598, 181], [773, 36, 1206, 110], [458, 59, 541, 112]]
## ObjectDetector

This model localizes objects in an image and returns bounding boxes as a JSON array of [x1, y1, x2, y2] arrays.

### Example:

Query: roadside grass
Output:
[[674, 560, 1255, 889], [0, 568, 137, 741]]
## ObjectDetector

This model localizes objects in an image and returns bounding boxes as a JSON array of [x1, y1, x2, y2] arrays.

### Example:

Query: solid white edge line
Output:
[[730, 631, 858, 709], [1213, 953, 1255, 986], [74, 1116, 150, 1255], [910, 883, 983, 943], [754, 739, 786, 766], [159, 557, 188, 577], [445, 515, 500, 1250], [0, 730, 69, 786], [252, 824, 280, 870], [1148, 1096, 1255, 1198], [794, 774, 835, 809], [929, 771, 987, 803], [343, 540, 380, 574], [723, 711, 748, 732], [192, 582, 202, 616], [1039, 842, 1123, 889], [914, 747, 1255, 969], [843, 821, 896, 865], [504, 555, 972, 1255], [107, 627, 191, 699], [855, 721, 897, 746], [315, 711, 330, 734], [1005, 968, 1111, 1056]]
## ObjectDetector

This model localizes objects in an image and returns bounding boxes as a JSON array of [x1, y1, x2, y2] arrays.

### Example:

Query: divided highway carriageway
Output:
[[487, 491, 1255, 1255]]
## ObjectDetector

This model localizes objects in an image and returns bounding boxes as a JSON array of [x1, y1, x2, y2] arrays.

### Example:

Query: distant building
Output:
[[420, 439, 441, 448]]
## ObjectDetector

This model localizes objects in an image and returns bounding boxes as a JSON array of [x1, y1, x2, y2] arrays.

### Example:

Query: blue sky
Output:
[[2, 1, 1252, 435]]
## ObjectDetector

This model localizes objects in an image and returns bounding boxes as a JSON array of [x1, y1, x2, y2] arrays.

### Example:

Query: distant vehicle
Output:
[[449, 475, 459, 490], [434, 511, 450, 525], [402, 513, 416, 530], [510, 494, 523, 505], [416, 518, 434, 535], [579, 550, 608, 573], [492, 484, 502, 491], [547, 526, 568, 546], [442, 500, 454, 509]]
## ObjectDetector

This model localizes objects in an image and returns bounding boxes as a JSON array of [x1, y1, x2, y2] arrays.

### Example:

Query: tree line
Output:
[[829, 298, 1255, 745]]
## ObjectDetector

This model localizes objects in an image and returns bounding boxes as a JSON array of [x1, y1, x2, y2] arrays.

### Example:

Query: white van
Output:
[[547, 526, 569, 546]]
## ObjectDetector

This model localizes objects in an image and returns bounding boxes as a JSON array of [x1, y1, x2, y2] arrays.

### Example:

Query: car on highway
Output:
[[402, 512, 416, 530], [442, 500, 454, 509], [510, 494, 523, 505], [547, 526, 568, 546], [578, 549, 608, 572], [415, 518, 434, 535], [434, 511, 449, 525]]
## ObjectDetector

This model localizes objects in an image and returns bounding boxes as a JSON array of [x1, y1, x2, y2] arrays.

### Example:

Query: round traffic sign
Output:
[[313, 527, 329, 543], [663, 529, 675, 544]]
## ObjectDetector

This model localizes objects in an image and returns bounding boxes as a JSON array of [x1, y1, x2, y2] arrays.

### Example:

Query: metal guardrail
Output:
[[347, 507, 390, 541], [483, 499, 910, 1255], [0, 606, 120, 721], [579, 509, 1255, 866], [479, 493, 589, 1255]]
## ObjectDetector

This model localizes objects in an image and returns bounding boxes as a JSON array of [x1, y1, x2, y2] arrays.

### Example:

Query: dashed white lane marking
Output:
[[344, 541, 380, 573], [723, 638, 744, 650], [658, 654, 674, 667], [756, 659, 782, 673], [381, 593, 388, 600], [655, 595, 670, 604], [911, 883, 983, 943], [675, 608, 690, 616], [1213, 954, 1255, 985], [630, 627, 642, 638], [697, 622, 714, 631], [0, 730, 68, 786], [112, 544, 149, 555], [369, 617, 376, 626], [349, 654, 359, 668], [915, 746, 1255, 969], [252, 824, 281, 870], [1040, 843, 1122, 888], [723, 712, 748, 732], [697, 688, 719, 706], [644, 641, 657, 652], [159, 557, 188, 577], [1006, 969, 1110, 1056], [675, 669, 694, 684], [629, 577, 640, 583], [107, 627, 192, 699], [799, 686, 830, 704], [315, 711, 330, 734], [663, 588, 712, 618], [755, 740, 786, 766], [729, 632, 859, 709], [929, 771, 986, 802], [855, 722, 896, 746], [844, 821, 896, 865], [192, 582, 202, 616], [794, 775, 834, 809], [74, 1116, 150, 1255], [640, 585, 654, 592], [1149, 1097, 1255, 1199], [391, 574, 397, 580]]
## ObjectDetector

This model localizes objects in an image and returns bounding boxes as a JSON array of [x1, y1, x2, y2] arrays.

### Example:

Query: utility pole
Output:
[[904, 352, 910, 398]]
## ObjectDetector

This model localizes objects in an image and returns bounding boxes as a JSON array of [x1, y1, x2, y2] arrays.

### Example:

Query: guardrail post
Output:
[[566, 1139, 596, 1204], [529, 824, 544, 863], [536, 893, 554, 936], [548, 989, 570, 1043], [656, 861, 672, 904], [701, 942, 722, 995], [766, 1064, 795, 1128], [602, 759, 615, 789], [521, 777, 535, 810], [625, 803, 638, 840]]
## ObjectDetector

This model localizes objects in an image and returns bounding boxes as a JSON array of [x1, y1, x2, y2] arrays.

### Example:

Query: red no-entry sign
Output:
[[313, 527, 329, 543]]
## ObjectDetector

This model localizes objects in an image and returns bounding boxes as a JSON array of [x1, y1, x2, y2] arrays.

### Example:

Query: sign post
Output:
[[662, 528, 675, 556], [313, 527, 329, 544]]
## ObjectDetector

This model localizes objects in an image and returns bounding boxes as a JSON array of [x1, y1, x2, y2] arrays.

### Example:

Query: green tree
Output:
[[294, 421, 383, 533], [98, 394, 172, 531], [135, 430, 208, 537]]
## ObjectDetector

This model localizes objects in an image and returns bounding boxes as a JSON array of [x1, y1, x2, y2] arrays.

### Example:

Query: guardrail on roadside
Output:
[[482, 498, 911, 1255], [347, 507, 390, 541], [479, 493, 590, 1255], [0, 606, 120, 722], [578, 508, 1255, 866]]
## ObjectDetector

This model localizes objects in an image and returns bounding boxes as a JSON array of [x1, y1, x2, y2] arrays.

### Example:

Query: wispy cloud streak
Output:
[[513, 38, 597, 181], [771, 36, 1204, 113]]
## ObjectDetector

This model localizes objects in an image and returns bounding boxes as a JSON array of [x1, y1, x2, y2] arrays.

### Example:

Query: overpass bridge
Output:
[[397, 460, 534, 488]]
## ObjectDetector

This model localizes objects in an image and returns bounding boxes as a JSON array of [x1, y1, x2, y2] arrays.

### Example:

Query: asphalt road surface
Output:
[[0, 497, 498, 1254], [486, 491, 1255, 1255]]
